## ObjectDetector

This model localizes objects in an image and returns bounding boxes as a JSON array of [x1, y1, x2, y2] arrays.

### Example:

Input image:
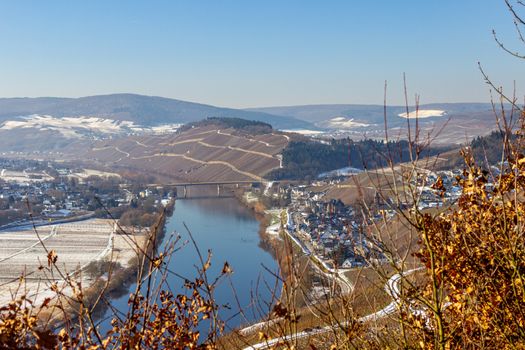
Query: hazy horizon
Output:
[[0, 92, 499, 110]]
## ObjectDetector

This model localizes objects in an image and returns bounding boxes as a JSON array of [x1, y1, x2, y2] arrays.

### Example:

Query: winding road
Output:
[[241, 268, 422, 350]]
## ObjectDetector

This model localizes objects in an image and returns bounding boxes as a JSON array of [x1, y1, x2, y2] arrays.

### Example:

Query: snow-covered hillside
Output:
[[327, 116, 370, 128], [0, 115, 181, 138]]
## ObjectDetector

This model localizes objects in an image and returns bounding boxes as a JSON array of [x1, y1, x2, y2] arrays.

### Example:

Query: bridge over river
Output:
[[146, 180, 265, 198]]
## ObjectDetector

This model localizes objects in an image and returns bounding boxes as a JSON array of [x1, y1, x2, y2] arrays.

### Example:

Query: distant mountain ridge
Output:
[[246, 102, 495, 124], [0, 95, 505, 149], [247, 102, 503, 144], [0, 94, 314, 130]]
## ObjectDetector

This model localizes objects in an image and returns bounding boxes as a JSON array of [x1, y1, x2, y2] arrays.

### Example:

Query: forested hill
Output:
[[438, 130, 514, 169], [269, 138, 448, 180], [178, 117, 273, 134]]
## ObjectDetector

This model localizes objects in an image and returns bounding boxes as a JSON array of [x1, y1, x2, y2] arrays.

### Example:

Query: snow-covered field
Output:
[[150, 124, 182, 133], [0, 219, 145, 309], [0, 115, 182, 138], [0, 169, 54, 183], [281, 129, 324, 135], [69, 169, 121, 181], [398, 109, 446, 119], [327, 116, 369, 128], [318, 166, 363, 178]]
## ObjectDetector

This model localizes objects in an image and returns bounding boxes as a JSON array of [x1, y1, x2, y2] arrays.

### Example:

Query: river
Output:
[[102, 196, 280, 335]]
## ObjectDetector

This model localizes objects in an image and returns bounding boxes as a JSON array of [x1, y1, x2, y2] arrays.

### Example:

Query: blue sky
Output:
[[0, 0, 523, 107]]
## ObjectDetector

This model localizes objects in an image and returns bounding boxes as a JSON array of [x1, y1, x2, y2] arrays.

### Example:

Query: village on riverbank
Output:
[[0, 158, 178, 320], [250, 167, 466, 275]]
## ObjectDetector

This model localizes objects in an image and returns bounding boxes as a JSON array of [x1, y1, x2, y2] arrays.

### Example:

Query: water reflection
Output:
[[100, 196, 280, 334]]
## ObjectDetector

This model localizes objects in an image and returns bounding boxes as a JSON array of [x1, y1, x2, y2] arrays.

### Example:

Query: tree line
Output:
[[269, 138, 446, 180]]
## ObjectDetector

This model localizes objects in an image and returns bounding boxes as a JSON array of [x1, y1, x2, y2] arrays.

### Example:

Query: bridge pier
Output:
[[217, 184, 220, 197], [183, 185, 187, 198]]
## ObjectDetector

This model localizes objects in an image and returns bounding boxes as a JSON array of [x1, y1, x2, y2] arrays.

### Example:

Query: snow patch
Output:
[[150, 124, 182, 134], [266, 223, 281, 236], [281, 129, 324, 135], [318, 166, 363, 178], [70, 169, 121, 180], [398, 109, 446, 119], [327, 116, 369, 129]]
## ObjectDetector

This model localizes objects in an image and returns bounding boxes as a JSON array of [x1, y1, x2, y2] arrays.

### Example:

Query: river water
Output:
[[103, 196, 280, 334]]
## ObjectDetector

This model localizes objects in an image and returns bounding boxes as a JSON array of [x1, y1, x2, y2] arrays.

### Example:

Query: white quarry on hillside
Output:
[[398, 109, 446, 119]]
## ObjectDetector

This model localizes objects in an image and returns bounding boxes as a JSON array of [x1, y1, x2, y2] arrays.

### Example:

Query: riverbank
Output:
[[221, 190, 360, 346], [235, 190, 286, 280], [83, 199, 175, 323], [32, 200, 175, 328], [231, 191, 312, 315], [236, 190, 340, 303]]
